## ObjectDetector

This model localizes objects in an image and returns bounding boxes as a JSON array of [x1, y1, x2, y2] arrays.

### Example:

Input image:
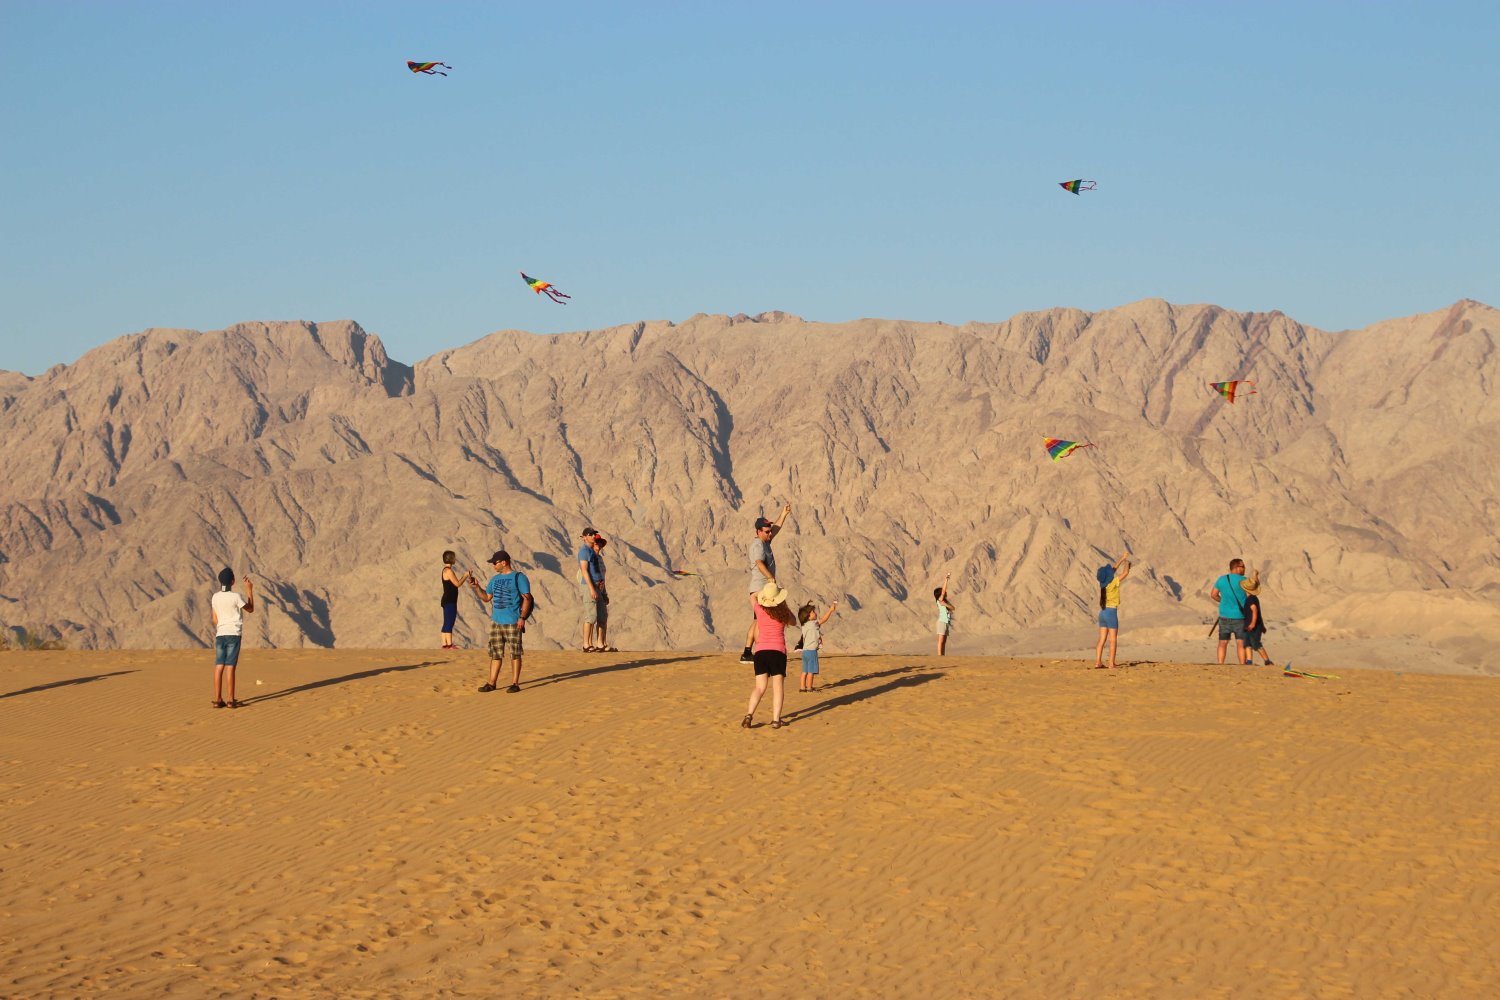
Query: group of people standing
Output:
[[737, 503, 839, 729], [204, 512, 1279, 712]]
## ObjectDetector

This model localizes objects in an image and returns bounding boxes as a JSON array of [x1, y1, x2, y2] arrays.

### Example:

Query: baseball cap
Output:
[[488, 550, 511, 564], [580, 527, 597, 537], [754, 517, 774, 530]]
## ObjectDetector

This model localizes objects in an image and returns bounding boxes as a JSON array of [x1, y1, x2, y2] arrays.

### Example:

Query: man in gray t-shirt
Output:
[[740, 502, 791, 663]]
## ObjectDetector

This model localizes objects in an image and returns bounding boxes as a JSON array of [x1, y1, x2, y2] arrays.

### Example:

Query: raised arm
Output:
[[243, 579, 255, 614], [818, 600, 839, 626], [938, 572, 950, 602], [768, 502, 792, 540]]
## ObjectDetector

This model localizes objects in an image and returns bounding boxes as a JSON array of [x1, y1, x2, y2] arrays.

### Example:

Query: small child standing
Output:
[[1242, 575, 1274, 666], [796, 599, 839, 691], [211, 567, 255, 709], [934, 573, 954, 655]]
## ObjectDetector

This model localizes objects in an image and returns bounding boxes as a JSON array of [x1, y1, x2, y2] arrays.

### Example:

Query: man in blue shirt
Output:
[[576, 527, 602, 651], [470, 550, 534, 693], [1210, 557, 1251, 665]]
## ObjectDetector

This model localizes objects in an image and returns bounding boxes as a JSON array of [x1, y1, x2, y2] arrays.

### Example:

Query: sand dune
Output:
[[3, 648, 1497, 997]]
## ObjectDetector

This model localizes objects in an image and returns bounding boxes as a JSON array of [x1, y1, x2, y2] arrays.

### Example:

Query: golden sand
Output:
[[2, 649, 1497, 998]]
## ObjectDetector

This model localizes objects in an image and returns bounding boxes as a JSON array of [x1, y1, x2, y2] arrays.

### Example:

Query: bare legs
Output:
[[1094, 627, 1119, 669], [937, 632, 948, 656], [745, 673, 785, 725], [487, 656, 523, 688], [212, 663, 236, 706], [581, 621, 595, 650], [1216, 638, 1248, 665]]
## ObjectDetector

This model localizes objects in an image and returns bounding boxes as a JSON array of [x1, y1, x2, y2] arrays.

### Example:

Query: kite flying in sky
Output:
[[1209, 380, 1257, 403], [520, 272, 571, 304], [407, 61, 451, 76], [1044, 438, 1095, 462], [1059, 180, 1097, 195]]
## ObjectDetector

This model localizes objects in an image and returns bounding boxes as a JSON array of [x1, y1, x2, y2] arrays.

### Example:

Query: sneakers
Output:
[[738, 647, 754, 664]]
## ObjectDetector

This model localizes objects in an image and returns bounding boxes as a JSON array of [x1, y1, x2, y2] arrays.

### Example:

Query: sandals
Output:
[[212, 699, 227, 709], [477, 683, 496, 692], [600, 645, 619, 653], [228, 700, 242, 709], [771, 719, 786, 730], [741, 714, 753, 729]]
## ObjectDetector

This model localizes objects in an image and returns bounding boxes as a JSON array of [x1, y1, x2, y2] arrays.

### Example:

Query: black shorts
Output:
[[753, 650, 787, 677]]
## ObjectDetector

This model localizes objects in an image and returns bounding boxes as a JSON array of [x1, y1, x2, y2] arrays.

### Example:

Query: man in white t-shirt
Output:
[[210, 567, 255, 709]]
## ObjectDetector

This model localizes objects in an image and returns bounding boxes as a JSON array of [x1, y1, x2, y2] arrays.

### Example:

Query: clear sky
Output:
[[3, 1, 1496, 375]]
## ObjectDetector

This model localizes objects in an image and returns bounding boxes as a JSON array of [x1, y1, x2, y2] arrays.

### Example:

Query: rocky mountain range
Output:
[[1, 300, 1496, 671]]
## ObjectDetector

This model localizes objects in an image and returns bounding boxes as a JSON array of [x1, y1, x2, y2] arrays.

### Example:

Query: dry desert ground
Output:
[[3, 648, 1498, 998]]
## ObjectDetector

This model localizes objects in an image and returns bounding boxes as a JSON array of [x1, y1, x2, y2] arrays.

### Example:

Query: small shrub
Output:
[[2, 627, 66, 651]]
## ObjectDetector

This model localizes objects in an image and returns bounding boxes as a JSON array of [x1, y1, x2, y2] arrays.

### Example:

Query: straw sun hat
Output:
[[1241, 577, 1261, 594], [756, 581, 789, 607]]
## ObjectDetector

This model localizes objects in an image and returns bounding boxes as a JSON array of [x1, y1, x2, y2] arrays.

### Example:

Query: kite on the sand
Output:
[[1059, 179, 1097, 195], [1044, 438, 1095, 462], [521, 272, 571, 304], [1283, 663, 1340, 680], [1209, 380, 1257, 403], [669, 569, 698, 578], [407, 61, 451, 76]]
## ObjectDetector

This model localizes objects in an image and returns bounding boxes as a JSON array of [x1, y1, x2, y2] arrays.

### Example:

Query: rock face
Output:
[[0, 302, 1496, 668]]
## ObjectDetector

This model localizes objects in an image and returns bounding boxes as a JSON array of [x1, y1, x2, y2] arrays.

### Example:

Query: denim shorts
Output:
[[214, 635, 242, 667], [1218, 618, 1247, 642], [801, 649, 820, 675], [1098, 607, 1119, 630]]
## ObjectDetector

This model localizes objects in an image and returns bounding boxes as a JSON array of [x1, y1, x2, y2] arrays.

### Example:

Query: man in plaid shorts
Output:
[[469, 550, 534, 693]]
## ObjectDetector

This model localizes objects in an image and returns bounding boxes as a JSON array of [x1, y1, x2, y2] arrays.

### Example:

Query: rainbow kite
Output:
[[1044, 438, 1094, 462], [1059, 179, 1097, 195], [407, 61, 451, 76], [1209, 380, 1257, 403], [520, 272, 571, 304]]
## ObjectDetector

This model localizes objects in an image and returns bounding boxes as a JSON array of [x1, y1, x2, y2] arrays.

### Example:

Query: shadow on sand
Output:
[[784, 671, 945, 724], [244, 660, 443, 705], [0, 670, 139, 701], [815, 664, 933, 692], [526, 654, 704, 690]]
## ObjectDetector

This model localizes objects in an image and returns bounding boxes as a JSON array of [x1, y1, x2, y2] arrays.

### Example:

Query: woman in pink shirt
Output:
[[742, 581, 797, 730]]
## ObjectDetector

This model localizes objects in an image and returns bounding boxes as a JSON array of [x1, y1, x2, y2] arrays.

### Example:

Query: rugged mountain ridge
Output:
[[0, 301, 1495, 669]]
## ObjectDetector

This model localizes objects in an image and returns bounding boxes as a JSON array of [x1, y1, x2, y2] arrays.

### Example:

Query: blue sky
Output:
[[3, 1, 1496, 375]]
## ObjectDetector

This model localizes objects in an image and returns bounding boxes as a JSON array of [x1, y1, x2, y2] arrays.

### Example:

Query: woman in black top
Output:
[[440, 550, 471, 650]]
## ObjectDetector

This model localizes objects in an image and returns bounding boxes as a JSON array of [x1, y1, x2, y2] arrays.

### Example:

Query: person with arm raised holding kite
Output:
[[740, 502, 792, 664]]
